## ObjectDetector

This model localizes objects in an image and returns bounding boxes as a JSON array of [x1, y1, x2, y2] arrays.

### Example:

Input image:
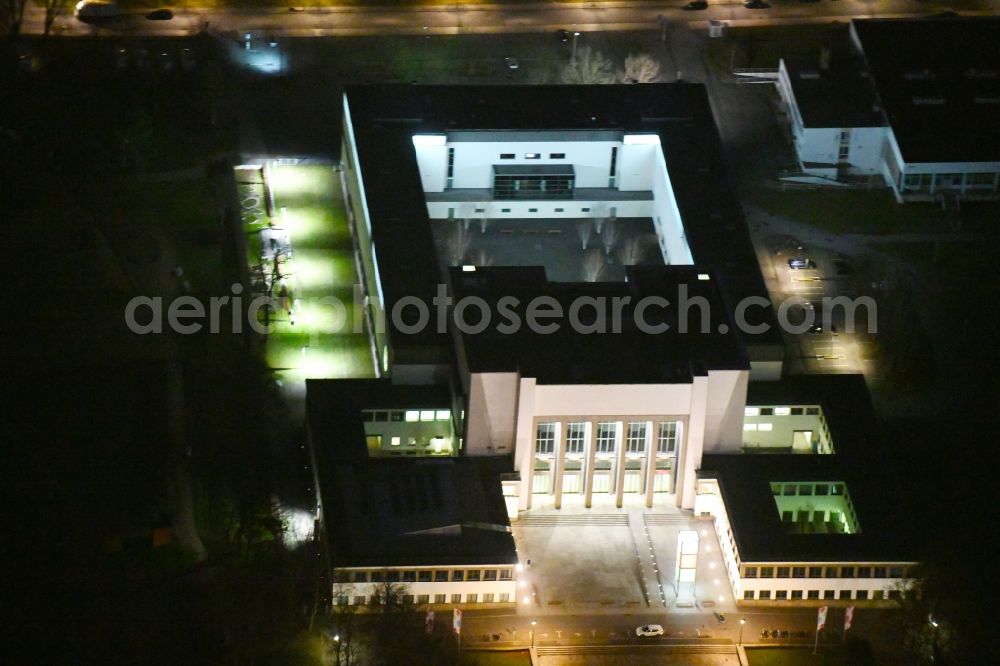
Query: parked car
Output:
[[504, 57, 519, 70], [715, 611, 726, 624], [684, 0, 709, 9], [788, 257, 816, 269], [636, 624, 665, 637], [744, 0, 771, 8], [74, 1, 119, 19], [145, 8, 173, 20]]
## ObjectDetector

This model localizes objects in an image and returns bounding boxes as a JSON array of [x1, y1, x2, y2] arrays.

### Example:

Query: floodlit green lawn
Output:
[[459, 650, 532, 666], [259, 164, 374, 379]]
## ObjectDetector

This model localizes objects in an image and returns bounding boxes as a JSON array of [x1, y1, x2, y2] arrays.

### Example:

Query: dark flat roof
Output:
[[853, 17, 1000, 163], [783, 57, 883, 129], [701, 375, 915, 563], [344, 84, 780, 360], [449, 265, 749, 384], [306, 379, 517, 568]]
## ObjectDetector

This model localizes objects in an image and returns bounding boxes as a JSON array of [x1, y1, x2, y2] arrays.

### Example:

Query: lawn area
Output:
[[746, 646, 862, 666], [459, 650, 531, 666], [746, 189, 947, 235], [245, 164, 375, 380]]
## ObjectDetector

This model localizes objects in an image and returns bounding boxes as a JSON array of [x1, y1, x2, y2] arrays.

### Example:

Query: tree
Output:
[[445, 224, 472, 266], [620, 53, 661, 83], [42, 0, 69, 38], [582, 249, 606, 282], [600, 220, 620, 258], [561, 47, 616, 84], [1, 0, 28, 40], [618, 235, 648, 265], [576, 220, 592, 250]]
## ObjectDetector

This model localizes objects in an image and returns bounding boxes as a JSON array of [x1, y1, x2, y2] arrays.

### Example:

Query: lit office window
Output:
[[757, 423, 773, 432], [626, 422, 646, 453], [405, 410, 420, 422], [596, 422, 617, 453], [420, 410, 436, 422], [743, 423, 757, 431], [745, 407, 760, 416], [774, 407, 791, 415], [436, 410, 450, 421], [535, 423, 556, 454], [390, 436, 401, 446], [658, 422, 678, 454], [566, 422, 586, 454]]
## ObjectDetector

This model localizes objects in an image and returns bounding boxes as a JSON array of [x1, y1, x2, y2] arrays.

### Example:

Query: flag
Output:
[[817, 606, 828, 632], [844, 605, 855, 631], [452, 608, 462, 635]]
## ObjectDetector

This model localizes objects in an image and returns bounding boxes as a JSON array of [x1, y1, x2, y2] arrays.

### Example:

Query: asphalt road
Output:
[[24, 0, 1000, 38]]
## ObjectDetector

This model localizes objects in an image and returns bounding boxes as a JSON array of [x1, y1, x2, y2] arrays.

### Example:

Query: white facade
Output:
[[462, 369, 749, 512], [777, 58, 1000, 201], [335, 565, 518, 608], [695, 479, 916, 605], [413, 132, 693, 266]]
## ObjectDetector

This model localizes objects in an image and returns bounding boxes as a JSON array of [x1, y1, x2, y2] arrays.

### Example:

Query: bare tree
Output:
[[446, 224, 472, 266], [576, 220, 593, 250], [601, 220, 620, 258], [561, 47, 617, 84], [1, 0, 29, 40], [618, 234, 650, 265], [581, 249, 606, 282], [42, 0, 69, 38], [458, 202, 475, 231], [477, 198, 492, 234], [329, 580, 360, 666], [591, 202, 610, 234], [471, 248, 493, 267], [620, 53, 661, 83]]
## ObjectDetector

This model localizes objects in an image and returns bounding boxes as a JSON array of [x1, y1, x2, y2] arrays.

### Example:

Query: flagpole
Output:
[[813, 625, 819, 655]]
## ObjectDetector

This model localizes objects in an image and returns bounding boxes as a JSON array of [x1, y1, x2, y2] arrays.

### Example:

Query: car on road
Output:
[[74, 0, 119, 19], [146, 8, 173, 20], [714, 612, 726, 623], [788, 257, 816, 269], [683, 1, 709, 9], [504, 57, 519, 70], [557, 29, 570, 42], [636, 624, 664, 637], [744, 0, 770, 8]]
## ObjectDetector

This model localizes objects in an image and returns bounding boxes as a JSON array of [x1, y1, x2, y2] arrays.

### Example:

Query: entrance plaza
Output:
[[513, 497, 736, 617]]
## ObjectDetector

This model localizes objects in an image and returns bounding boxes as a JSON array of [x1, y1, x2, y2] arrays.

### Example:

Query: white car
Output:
[[504, 57, 519, 70], [636, 624, 664, 637]]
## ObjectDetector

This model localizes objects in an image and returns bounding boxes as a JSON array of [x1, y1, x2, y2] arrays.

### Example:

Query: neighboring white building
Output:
[[776, 17, 1000, 202]]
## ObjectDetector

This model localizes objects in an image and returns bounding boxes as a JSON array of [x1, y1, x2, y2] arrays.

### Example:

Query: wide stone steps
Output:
[[642, 514, 692, 525], [518, 514, 629, 526], [536, 642, 737, 656]]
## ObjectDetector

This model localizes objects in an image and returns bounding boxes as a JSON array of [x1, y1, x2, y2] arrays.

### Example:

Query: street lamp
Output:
[[739, 618, 746, 646], [530, 620, 537, 649]]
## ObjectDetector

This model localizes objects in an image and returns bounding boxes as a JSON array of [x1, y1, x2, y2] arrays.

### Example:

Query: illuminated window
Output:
[[596, 422, 617, 453], [566, 422, 586, 454], [774, 407, 791, 415], [743, 423, 757, 431], [420, 410, 435, 422], [436, 410, 450, 421], [626, 422, 646, 453], [535, 423, 556, 454], [658, 422, 678, 454], [390, 437, 401, 446], [525, 153, 540, 159], [745, 407, 760, 416], [758, 423, 773, 432], [405, 410, 420, 422]]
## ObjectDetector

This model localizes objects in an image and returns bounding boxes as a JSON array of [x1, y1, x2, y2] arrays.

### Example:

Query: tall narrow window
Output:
[[566, 422, 586, 454], [609, 146, 618, 187], [446, 147, 455, 188], [596, 422, 617, 453], [657, 421, 678, 454], [535, 422, 556, 454], [626, 422, 646, 453]]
